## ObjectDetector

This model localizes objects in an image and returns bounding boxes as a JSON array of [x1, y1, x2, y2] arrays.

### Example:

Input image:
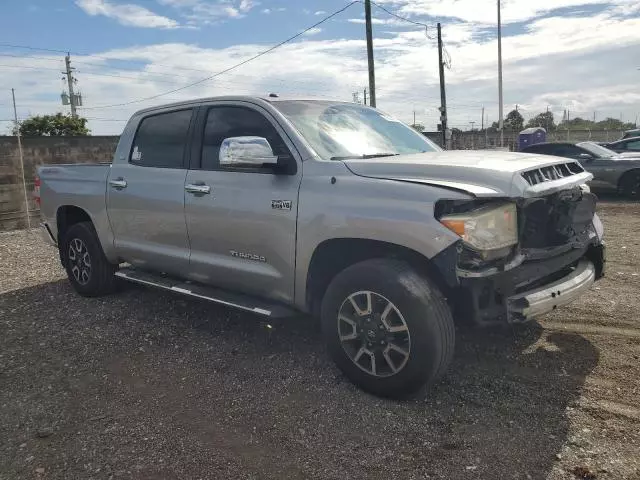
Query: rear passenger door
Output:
[[107, 108, 195, 275], [183, 102, 302, 304]]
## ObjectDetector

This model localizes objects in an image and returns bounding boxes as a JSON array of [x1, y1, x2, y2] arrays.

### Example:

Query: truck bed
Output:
[[37, 163, 112, 243]]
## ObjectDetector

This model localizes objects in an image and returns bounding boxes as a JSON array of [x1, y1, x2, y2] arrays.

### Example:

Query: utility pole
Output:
[[497, 0, 504, 148], [470, 122, 476, 149], [485, 112, 489, 147], [363, 87, 368, 106], [413, 110, 416, 126], [437, 23, 448, 149], [11, 88, 31, 229], [364, 0, 376, 108], [546, 106, 550, 132], [481, 106, 485, 131], [593, 111, 596, 123], [63, 53, 78, 118]]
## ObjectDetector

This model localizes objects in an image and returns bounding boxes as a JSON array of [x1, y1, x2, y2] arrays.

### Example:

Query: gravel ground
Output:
[[1, 200, 639, 480]]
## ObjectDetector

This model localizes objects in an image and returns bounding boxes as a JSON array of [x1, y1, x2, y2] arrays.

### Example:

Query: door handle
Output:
[[185, 183, 211, 195], [109, 178, 127, 189]]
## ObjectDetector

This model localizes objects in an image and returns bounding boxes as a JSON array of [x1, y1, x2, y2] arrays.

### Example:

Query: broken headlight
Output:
[[439, 202, 518, 251]]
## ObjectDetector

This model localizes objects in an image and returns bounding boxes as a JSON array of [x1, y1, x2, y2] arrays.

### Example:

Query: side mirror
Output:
[[578, 153, 594, 161], [219, 136, 278, 168]]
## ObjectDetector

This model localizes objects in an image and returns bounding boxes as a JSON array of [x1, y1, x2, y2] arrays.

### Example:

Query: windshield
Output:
[[275, 100, 441, 160], [577, 142, 616, 158]]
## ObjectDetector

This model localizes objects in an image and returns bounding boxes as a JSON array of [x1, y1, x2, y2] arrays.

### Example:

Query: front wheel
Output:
[[62, 222, 117, 297], [320, 259, 455, 398]]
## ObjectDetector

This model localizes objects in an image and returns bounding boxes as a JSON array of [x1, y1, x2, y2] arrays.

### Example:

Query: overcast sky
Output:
[[1, 0, 639, 134]]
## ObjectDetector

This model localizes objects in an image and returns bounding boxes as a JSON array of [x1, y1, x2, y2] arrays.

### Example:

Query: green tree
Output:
[[410, 123, 425, 132], [594, 117, 636, 131], [526, 111, 555, 131], [504, 109, 524, 132], [16, 113, 90, 136]]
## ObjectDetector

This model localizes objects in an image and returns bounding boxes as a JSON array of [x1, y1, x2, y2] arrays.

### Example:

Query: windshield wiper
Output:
[[330, 153, 399, 160]]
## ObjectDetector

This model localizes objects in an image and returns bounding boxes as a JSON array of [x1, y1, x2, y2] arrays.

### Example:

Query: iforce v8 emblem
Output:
[[272, 200, 292, 211]]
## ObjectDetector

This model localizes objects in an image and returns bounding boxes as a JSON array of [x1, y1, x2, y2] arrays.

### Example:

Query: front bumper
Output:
[[507, 259, 595, 322], [450, 243, 605, 326]]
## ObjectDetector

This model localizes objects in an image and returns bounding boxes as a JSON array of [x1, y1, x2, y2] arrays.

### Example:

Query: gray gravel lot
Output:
[[1, 201, 639, 479]]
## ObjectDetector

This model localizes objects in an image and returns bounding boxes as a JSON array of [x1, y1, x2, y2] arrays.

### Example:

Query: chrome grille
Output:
[[521, 162, 584, 186]]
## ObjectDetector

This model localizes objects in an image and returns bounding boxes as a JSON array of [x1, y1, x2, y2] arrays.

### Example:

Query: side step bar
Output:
[[115, 267, 296, 318]]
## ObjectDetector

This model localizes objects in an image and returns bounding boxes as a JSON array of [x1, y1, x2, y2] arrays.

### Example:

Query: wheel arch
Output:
[[55, 205, 95, 264], [304, 238, 452, 317], [56, 205, 94, 240]]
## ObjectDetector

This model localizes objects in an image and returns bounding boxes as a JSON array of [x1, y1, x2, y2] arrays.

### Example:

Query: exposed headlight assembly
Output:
[[440, 202, 518, 251]]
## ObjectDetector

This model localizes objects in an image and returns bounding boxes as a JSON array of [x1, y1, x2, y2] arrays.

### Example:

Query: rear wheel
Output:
[[619, 170, 640, 198], [320, 259, 455, 398], [62, 222, 117, 297]]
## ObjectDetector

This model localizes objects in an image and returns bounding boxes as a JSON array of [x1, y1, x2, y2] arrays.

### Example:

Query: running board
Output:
[[115, 267, 295, 318]]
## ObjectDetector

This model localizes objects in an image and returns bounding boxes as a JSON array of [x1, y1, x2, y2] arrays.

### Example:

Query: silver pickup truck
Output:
[[37, 96, 605, 397]]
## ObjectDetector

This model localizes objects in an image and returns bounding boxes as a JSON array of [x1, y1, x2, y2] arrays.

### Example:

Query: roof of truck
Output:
[[132, 95, 349, 116]]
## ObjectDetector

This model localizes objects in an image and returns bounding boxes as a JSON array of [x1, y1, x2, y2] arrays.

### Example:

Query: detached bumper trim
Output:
[[508, 260, 595, 321], [40, 222, 57, 247]]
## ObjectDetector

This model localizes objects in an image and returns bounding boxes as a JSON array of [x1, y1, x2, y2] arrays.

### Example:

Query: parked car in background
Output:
[[621, 128, 640, 139], [602, 137, 640, 154], [521, 141, 640, 197]]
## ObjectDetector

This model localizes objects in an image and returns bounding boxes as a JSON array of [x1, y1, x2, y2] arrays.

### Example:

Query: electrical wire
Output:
[[0, 52, 359, 92], [75, 2, 360, 110], [2, 1, 449, 115], [359, 1, 433, 29], [0, 62, 347, 97], [365, 0, 436, 38]]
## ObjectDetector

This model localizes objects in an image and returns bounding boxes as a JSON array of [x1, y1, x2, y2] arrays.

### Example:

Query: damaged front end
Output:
[[433, 186, 605, 327]]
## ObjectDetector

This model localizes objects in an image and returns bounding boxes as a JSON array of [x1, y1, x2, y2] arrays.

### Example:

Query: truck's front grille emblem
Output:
[[521, 162, 584, 186]]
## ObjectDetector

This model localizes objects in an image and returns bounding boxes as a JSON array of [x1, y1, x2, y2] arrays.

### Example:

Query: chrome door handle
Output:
[[185, 183, 211, 195], [109, 178, 127, 189]]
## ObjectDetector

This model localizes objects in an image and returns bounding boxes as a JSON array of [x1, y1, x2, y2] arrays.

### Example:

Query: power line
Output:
[[0, 52, 359, 92], [0, 60, 363, 103], [366, 0, 435, 35], [78, 2, 360, 111]]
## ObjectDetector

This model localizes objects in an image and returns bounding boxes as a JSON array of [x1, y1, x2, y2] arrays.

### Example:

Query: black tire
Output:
[[320, 258, 455, 398], [61, 221, 117, 297], [619, 170, 640, 199]]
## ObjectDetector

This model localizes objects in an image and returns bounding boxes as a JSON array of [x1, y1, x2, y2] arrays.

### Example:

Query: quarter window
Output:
[[130, 109, 193, 168]]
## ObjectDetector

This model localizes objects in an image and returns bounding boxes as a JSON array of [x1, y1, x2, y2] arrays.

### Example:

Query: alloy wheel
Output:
[[337, 291, 411, 377], [68, 238, 91, 285]]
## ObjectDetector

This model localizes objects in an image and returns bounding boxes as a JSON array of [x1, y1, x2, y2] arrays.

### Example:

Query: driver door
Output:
[[183, 102, 302, 304]]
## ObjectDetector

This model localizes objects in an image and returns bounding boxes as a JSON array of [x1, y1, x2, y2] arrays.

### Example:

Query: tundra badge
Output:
[[230, 250, 267, 262]]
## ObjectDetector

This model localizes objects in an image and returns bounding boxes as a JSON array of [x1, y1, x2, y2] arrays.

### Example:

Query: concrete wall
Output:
[[0, 136, 119, 231]]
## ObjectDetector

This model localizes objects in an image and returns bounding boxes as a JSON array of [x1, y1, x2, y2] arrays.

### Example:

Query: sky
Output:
[[0, 0, 639, 135]]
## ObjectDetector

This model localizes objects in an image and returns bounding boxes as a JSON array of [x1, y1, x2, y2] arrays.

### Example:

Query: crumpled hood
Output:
[[343, 150, 593, 198]]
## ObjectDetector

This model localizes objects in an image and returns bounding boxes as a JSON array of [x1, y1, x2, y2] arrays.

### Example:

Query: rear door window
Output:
[[625, 140, 640, 151], [130, 109, 193, 168]]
